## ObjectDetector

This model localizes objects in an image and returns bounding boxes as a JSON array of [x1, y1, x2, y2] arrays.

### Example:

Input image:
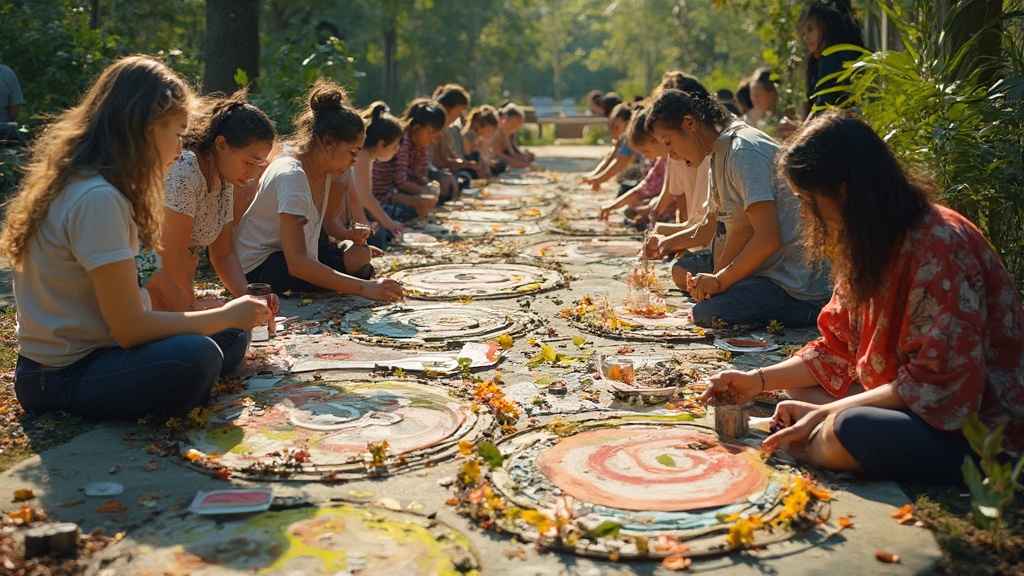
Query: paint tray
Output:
[[189, 488, 274, 515]]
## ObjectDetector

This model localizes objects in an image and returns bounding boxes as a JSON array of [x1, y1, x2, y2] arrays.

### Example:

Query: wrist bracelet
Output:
[[754, 367, 766, 394]]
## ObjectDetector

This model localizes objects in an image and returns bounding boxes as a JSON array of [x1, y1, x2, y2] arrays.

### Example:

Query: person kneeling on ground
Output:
[[701, 111, 1024, 485]]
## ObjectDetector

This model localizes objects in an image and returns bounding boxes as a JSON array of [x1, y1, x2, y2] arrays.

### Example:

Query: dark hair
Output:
[[433, 83, 470, 110], [498, 100, 524, 120], [183, 89, 275, 155], [625, 106, 654, 146], [291, 80, 364, 154], [646, 89, 731, 134], [466, 105, 499, 131], [735, 79, 753, 112], [401, 98, 446, 132], [587, 89, 603, 105], [657, 71, 709, 99], [609, 101, 633, 124], [362, 101, 403, 148], [801, 0, 865, 97], [778, 111, 933, 307], [751, 67, 777, 93], [600, 92, 623, 117], [716, 88, 735, 101]]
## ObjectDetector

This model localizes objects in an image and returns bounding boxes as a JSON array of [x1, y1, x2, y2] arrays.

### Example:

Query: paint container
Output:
[[714, 402, 751, 440], [601, 357, 635, 385], [245, 283, 274, 341]]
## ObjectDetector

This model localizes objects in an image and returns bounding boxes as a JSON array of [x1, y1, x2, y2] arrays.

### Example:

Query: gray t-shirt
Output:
[[0, 64, 25, 123], [235, 156, 329, 274], [164, 151, 234, 257], [710, 120, 832, 301], [14, 173, 139, 366]]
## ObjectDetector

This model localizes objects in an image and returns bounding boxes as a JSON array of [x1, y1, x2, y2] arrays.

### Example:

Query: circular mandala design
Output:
[[387, 263, 564, 300], [334, 303, 538, 348], [182, 379, 490, 480]]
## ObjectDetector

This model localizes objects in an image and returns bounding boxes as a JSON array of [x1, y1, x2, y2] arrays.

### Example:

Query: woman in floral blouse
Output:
[[702, 111, 1024, 484]]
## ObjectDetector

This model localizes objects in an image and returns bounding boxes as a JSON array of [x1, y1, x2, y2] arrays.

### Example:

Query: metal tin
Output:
[[714, 403, 751, 440]]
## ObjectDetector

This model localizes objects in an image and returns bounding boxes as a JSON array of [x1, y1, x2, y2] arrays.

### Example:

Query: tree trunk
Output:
[[382, 1, 399, 108], [203, 0, 260, 94]]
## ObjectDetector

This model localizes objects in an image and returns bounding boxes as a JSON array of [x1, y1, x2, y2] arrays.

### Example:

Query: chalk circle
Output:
[[387, 262, 564, 300], [183, 379, 491, 481], [465, 185, 551, 202], [536, 426, 768, 512], [334, 302, 539, 348], [395, 231, 441, 247], [565, 298, 708, 342], [545, 218, 641, 237], [106, 503, 478, 575], [493, 171, 555, 186], [444, 221, 543, 237], [524, 239, 643, 263], [468, 417, 829, 560]]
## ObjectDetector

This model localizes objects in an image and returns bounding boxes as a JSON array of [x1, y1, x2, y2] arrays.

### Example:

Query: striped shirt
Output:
[[372, 134, 427, 203]]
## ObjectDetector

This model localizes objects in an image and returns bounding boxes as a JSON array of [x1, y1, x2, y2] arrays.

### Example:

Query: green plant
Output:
[[840, 0, 1024, 294], [248, 36, 361, 134], [961, 413, 1024, 549]]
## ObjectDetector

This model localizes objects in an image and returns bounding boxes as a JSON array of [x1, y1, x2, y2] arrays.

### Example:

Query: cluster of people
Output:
[[0, 55, 535, 423], [1, 0, 1021, 489], [584, 0, 1023, 483]]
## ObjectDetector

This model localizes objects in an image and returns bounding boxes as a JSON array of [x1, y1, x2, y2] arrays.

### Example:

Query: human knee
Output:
[[345, 244, 372, 270], [671, 264, 688, 291]]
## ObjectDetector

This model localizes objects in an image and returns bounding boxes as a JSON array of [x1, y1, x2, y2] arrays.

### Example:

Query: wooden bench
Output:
[[535, 115, 608, 139]]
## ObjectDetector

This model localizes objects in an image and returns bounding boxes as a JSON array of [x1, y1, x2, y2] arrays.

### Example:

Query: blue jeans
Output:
[[14, 334, 225, 420], [674, 249, 713, 275], [691, 275, 827, 328]]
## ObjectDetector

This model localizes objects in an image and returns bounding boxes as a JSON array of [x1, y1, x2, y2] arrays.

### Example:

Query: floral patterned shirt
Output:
[[796, 205, 1024, 454], [164, 150, 233, 257]]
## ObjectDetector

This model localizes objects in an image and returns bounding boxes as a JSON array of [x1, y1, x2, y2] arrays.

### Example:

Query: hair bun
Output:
[[309, 83, 350, 114]]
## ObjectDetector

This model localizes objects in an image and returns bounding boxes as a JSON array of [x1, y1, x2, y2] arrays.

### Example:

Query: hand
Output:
[[221, 295, 271, 331], [687, 272, 723, 302], [777, 116, 799, 140], [700, 369, 763, 406], [382, 218, 405, 238], [590, 180, 602, 192], [369, 245, 385, 257], [366, 278, 405, 303], [644, 234, 666, 259], [348, 223, 372, 245], [761, 401, 827, 458], [598, 205, 613, 221], [426, 180, 441, 199]]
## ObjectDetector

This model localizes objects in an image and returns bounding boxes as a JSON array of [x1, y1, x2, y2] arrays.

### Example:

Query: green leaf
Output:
[[656, 454, 677, 468], [477, 441, 503, 469], [233, 67, 249, 87], [587, 520, 622, 539]]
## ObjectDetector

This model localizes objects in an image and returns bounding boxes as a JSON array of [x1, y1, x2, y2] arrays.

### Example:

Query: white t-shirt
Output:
[[235, 156, 329, 274], [14, 173, 139, 366], [164, 151, 233, 256], [665, 155, 712, 229]]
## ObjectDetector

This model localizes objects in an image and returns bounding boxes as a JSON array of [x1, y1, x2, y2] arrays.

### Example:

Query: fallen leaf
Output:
[[376, 497, 401, 511], [13, 489, 34, 501], [838, 517, 854, 529], [891, 504, 913, 518], [662, 556, 692, 571], [60, 499, 86, 507], [875, 550, 900, 563], [95, 501, 128, 513]]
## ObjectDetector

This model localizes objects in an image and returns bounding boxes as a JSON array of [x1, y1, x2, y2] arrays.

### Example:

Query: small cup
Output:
[[601, 357, 635, 385], [714, 403, 752, 440], [245, 283, 274, 341]]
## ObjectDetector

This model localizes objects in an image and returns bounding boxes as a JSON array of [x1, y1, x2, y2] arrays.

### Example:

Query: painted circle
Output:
[[388, 263, 561, 299], [535, 426, 770, 511]]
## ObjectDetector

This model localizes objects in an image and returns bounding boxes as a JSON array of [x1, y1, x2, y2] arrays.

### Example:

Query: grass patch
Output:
[[901, 483, 1024, 575]]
